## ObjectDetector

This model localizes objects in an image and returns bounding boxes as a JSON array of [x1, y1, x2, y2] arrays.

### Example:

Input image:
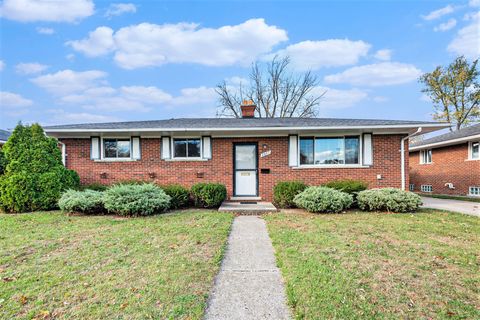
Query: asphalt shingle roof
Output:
[[0, 129, 10, 141], [411, 123, 480, 148], [43, 117, 443, 130]]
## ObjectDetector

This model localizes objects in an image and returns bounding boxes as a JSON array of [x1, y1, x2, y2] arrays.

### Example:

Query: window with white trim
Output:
[[299, 136, 360, 165], [173, 138, 201, 158], [103, 138, 131, 159], [409, 184, 415, 191], [469, 186, 480, 197], [470, 142, 479, 160], [421, 185, 432, 192], [420, 149, 432, 164]]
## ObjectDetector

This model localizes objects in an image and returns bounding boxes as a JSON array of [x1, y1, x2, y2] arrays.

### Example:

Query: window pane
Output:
[[345, 136, 359, 164], [315, 138, 344, 164], [472, 143, 479, 159], [104, 139, 117, 158], [187, 139, 201, 157], [300, 138, 314, 165], [427, 150, 432, 163], [117, 140, 131, 158], [174, 139, 187, 157]]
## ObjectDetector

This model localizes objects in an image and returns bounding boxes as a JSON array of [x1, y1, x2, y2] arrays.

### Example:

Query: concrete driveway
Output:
[[421, 197, 480, 217]]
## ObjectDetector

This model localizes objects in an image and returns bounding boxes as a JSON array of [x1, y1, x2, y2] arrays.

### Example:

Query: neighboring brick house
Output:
[[44, 103, 447, 201], [409, 123, 480, 197], [0, 129, 10, 146]]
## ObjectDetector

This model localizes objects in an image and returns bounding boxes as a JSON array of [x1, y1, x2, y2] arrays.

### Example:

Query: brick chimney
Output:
[[240, 100, 256, 118]]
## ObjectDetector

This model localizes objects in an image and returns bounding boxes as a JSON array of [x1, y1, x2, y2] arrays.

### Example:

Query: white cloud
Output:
[[324, 62, 422, 87], [268, 39, 370, 70], [372, 96, 389, 103], [469, 0, 480, 7], [120, 86, 172, 104], [15, 62, 48, 75], [313, 87, 368, 108], [105, 3, 136, 17], [66, 27, 116, 57], [0, 60, 4, 71], [170, 86, 217, 106], [434, 18, 457, 32], [0, 0, 94, 23], [0, 91, 33, 108], [447, 18, 480, 59], [31, 69, 108, 95], [421, 5, 455, 21], [36, 27, 55, 35], [69, 19, 288, 69], [47, 109, 120, 124], [374, 49, 392, 61]]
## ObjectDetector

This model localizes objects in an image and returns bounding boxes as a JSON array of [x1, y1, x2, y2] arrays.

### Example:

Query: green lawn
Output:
[[0, 210, 233, 319], [265, 209, 480, 319]]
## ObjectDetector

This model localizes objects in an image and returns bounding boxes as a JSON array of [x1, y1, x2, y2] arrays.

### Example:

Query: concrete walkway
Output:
[[421, 196, 480, 217], [204, 216, 291, 320]]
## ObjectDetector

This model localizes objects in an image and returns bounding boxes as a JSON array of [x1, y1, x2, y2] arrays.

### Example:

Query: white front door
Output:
[[234, 144, 258, 196]]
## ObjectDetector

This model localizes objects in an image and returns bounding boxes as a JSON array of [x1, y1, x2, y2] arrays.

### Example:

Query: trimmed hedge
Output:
[[294, 186, 353, 213], [59, 189, 104, 214], [103, 184, 171, 216], [323, 180, 367, 196], [357, 188, 422, 213], [79, 183, 108, 192], [162, 184, 190, 209], [273, 181, 307, 208], [191, 183, 226, 208]]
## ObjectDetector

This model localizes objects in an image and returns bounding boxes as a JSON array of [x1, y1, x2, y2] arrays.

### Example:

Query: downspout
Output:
[[401, 127, 422, 190]]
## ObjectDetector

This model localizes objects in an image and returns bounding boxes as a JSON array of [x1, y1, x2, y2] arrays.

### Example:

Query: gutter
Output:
[[401, 127, 423, 190]]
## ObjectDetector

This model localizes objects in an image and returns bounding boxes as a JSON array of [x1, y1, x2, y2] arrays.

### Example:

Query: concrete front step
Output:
[[218, 201, 278, 215]]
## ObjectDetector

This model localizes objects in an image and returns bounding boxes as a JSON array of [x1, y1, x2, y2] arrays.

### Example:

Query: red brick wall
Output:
[[409, 143, 480, 196], [61, 134, 408, 201]]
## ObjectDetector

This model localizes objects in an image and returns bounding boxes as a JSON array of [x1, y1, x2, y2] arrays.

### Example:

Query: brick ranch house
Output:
[[409, 123, 480, 197], [44, 103, 448, 201]]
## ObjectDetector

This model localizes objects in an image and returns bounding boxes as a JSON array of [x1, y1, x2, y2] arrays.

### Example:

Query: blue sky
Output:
[[0, 0, 479, 129]]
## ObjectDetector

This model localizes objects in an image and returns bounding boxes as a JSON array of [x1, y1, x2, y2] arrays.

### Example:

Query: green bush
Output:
[[294, 186, 353, 213], [79, 183, 108, 192], [58, 189, 104, 214], [0, 123, 80, 213], [357, 188, 422, 213], [103, 183, 171, 216], [191, 183, 226, 208], [273, 181, 307, 208], [162, 184, 190, 209], [323, 180, 367, 196]]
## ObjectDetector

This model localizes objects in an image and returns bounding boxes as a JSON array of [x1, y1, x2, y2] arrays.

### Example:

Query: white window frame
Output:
[[297, 134, 363, 167], [101, 137, 132, 160], [172, 137, 203, 160], [420, 149, 432, 164], [468, 141, 479, 160], [469, 186, 480, 197], [421, 185, 433, 193], [409, 184, 415, 191]]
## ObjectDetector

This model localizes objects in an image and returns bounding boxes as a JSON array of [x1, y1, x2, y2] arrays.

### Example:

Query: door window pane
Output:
[[187, 139, 201, 157], [235, 145, 256, 169], [300, 138, 314, 165], [315, 138, 344, 164], [174, 139, 187, 157], [345, 137, 359, 164]]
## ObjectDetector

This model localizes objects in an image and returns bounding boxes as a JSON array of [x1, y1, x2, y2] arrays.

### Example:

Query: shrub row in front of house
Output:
[[274, 180, 422, 213], [58, 182, 227, 217]]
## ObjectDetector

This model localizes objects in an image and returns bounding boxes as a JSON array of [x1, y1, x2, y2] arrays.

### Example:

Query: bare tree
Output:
[[216, 56, 325, 118], [419, 56, 480, 131]]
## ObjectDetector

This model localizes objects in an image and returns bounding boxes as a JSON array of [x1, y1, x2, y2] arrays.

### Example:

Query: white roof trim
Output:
[[410, 133, 480, 151], [44, 123, 450, 133]]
